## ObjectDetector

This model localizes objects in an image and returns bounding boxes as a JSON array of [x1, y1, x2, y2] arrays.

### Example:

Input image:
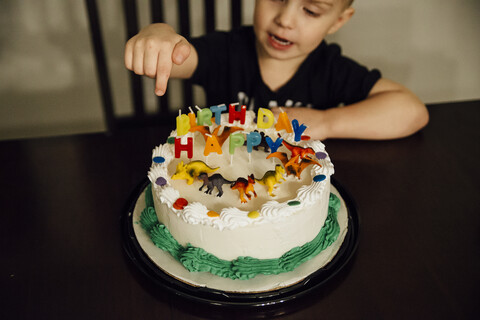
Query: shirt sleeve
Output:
[[324, 43, 381, 106]]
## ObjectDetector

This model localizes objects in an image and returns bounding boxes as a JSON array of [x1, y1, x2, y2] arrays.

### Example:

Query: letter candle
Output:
[[204, 134, 222, 157], [228, 103, 246, 124], [174, 137, 193, 158], [176, 110, 191, 136], [257, 108, 275, 129], [188, 107, 197, 127], [292, 119, 307, 142], [210, 104, 227, 125], [265, 136, 283, 153], [196, 105, 213, 126], [229, 132, 245, 165], [265, 136, 283, 164], [246, 131, 261, 163], [275, 107, 293, 133]]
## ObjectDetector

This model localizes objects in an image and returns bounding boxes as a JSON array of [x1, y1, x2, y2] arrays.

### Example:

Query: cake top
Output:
[[147, 104, 334, 230]]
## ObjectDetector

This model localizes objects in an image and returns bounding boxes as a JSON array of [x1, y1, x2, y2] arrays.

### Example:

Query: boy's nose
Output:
[[274, 6, 297, 29]]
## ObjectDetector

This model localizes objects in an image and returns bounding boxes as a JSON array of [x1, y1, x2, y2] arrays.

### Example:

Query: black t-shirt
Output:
[[190, 26, 381, 111]]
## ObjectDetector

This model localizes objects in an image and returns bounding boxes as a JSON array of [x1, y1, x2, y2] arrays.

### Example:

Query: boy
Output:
[[124, 0, 429, 140]]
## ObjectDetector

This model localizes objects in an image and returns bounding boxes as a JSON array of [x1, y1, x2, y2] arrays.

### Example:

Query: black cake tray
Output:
[[121, 177, 359, 307]]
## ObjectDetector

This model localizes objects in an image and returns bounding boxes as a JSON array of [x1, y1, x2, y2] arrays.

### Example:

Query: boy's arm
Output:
[[272, 78, 429, 140], [124, 23, 198, 96]]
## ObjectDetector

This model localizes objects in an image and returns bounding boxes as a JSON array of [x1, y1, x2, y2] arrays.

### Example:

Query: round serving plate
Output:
[[121, 177, 359, 307]]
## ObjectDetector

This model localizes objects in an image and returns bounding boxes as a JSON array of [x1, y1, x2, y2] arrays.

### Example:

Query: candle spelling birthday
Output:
[[173, 104, 308, 161]]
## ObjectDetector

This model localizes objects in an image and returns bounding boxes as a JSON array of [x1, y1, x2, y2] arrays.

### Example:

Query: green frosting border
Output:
[[140, 183, 341, 280]]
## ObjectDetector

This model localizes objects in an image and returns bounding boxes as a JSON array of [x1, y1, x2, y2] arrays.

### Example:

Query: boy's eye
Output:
[[304, 7, 321, 17]]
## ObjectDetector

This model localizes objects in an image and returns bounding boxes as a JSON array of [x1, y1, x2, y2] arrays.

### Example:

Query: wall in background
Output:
[[1, 0, 479, 140], [0, 0, 104, 140]]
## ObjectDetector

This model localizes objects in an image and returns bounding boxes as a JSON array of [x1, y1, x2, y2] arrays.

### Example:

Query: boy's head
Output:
[[343, 0, 354, 8], [254, 0, 355, 62]]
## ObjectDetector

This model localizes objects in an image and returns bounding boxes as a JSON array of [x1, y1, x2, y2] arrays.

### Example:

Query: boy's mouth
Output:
[[268, 33, 293, 49]]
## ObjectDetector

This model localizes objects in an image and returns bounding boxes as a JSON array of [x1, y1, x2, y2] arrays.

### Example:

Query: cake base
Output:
[[122, 178, 359, 306]]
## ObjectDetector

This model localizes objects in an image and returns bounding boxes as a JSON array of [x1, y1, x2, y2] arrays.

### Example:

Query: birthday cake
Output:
[[139, 104, 346, 286]]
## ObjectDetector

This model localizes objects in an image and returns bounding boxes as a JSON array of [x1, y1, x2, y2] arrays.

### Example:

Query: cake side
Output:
[[140, 183, 342, 280], [153, 178, 331, 260]]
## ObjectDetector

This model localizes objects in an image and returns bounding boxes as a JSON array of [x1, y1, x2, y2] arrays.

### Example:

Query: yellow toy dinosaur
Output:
[[171, 160, 219, 185], [255, 164, 286, 197]]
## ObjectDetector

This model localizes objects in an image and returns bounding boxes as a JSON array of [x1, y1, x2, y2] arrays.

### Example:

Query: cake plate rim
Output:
[[121, 177, 359, 307]]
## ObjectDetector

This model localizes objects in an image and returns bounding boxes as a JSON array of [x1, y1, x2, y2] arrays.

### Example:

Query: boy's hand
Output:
[[271, 78, 429, 140], [271, 107, 330, 140], [124, 23, 192, 96]]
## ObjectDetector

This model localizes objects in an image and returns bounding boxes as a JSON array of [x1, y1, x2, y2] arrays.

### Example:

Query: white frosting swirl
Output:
[[219, 207, 256, 230], [152, 143, 174, 161], [260, 200, 298, 219], [156, 186, 180, 210], [296, 183, 323, 205], [148, 165, 168, 184], [182, 202, 210, 225]]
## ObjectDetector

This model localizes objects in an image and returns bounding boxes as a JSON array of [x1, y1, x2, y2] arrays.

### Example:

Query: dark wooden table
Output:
[[2, 100, 479, 319]]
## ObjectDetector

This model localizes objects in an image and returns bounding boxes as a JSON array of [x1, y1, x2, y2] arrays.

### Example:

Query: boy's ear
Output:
[[327, 7, 355, 35]]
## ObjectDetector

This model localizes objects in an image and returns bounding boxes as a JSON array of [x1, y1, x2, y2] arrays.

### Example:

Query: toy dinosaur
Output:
[[243, 130, 270, 152], [267, 152, 321, 179], [197, 172, 234, 197], [171, 160, 219, 185], [190, 125, 243, 147], [255, 164, 286, 197], [281, 140, 316, 167], [231, 174, 257, 203]]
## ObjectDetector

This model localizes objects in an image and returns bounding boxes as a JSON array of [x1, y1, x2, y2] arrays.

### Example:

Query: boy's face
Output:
[[254, 0, 354, 62]]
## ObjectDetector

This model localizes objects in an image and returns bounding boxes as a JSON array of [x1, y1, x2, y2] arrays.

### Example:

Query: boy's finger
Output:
[[144, 47, 159, 78], [132, 42, 145, 75], [155, 50, 173, 96], [172, 38, 191, 65], [124, 38, 135, 70]]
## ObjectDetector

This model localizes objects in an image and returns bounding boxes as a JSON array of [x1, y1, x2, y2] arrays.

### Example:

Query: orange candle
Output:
[[188, 107, 197, 127], [204, 134, 222, 156], [275, 107, 293, 133]]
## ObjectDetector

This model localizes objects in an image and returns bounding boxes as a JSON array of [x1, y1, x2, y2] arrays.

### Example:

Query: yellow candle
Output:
[[176, 112, 191, 136], [257, 108, 275, 129]]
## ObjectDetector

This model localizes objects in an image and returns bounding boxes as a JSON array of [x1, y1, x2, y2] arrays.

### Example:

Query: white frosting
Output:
[[147, 110, 335, 260]]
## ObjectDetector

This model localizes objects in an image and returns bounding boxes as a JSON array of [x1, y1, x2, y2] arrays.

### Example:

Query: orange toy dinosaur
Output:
[[281, 140, 316, 167], [231, 174, 257, 203], [267, 152, 321, 179], [190, 125, 243, 147]]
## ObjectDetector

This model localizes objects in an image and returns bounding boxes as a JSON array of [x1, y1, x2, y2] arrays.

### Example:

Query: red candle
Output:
[[174, 137, 193, 158], [228, 103, 246, 124]]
